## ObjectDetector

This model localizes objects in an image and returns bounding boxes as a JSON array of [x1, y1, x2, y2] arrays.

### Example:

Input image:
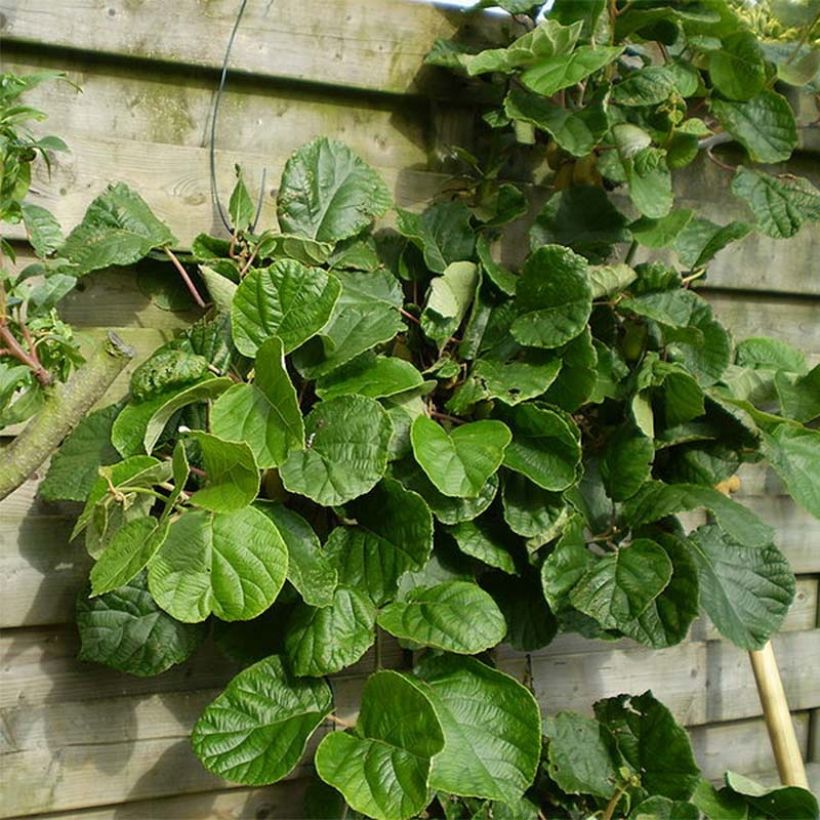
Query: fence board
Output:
[[0, 0, 483, 96]]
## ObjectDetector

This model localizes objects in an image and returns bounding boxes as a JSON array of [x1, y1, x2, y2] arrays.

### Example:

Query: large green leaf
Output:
[[543, 712, 617, 799], [711, 91, 797, 164], [187, 432, 259, 513], [411, 416, 511, 498], [192, 654, 332, 785], [40, 403, 121, 502], [377, 581, 506, 653], [20, 202, 64, 258], [396, 202, 475, 274], [60, 183, 176, 275], [231, 259, 341, 357], [776, 366, 820, 424], [540, 517, 593, 614], [521, 45, 623, 96], [760, 423, 820, 517], [315, 671, 444, 820], [129, 349, 210, 402], [89, 517, 170, 596], [594, 692, 700, 801], [211, 337, 304, 468], [504, 89, 595, 157], [731, 167, 820, 240], [723, 771, 819, 819], [391, 458, 499, 524], [621, 480, 773, 548], [500, 404, 581, 492], [255, 502, 338, 608], [415, 655, 541, 803], [277, 137, 391, 242], [511, 245, 592, 349], [285, 586, 376, 676], [600, 424, 654, 502], [612, 65, 678, 106], [292, 269, 404, 378], [148, 507, 288, 622], [502, 473, 571, 547], [675, 217, 752, 269], [325, 478, 433, 606], [421, 261, 479, 348], [621, 146, 673, 219], [709, 32, 766, 100], [569, 539, 673, 631], [279, 395, 392, 506], [315, 353, 423, 400], [76, 571, 205, 676], [687, 524, 794, 649], [447, 515, 517, 574]]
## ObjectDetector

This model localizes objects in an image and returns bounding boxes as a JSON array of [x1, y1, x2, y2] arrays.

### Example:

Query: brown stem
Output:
[[400, 308, 420, 325], [430, 410, 464, 426], [0, 332, 135, 500], [164, 247, 207, 309], [0, 323, 52, 386], [326, 713, 354, 730], [706, 149, 736, 173], [602, 784, 629, 820]]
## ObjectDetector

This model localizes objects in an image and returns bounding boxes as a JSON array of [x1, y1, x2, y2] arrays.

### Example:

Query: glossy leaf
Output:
[[315, 353, 423, 400], [397, 202, 475, 274], [188, 432, 259, 513]]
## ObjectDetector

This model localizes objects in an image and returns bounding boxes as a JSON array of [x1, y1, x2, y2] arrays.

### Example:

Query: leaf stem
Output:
[[327, 713, 354, 730], [400, 307, 420, 325], [0, 321, 52, 386], [624, 240, 638, 267], [164, 247, 208, 309], [601, 783, 629, 820], [430, 409, 464, 426]]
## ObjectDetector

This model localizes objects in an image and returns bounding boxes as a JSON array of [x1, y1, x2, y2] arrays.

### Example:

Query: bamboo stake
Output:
[[748, 642, 809, 788]]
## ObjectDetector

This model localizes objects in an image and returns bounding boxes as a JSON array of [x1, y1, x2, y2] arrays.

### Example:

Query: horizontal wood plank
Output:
[[0, 0, 487, 96]]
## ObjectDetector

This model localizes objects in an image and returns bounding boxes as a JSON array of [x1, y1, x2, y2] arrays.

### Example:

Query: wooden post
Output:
[[748, 642, 809, 788]]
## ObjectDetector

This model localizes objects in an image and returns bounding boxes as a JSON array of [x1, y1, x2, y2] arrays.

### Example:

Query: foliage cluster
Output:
[[3, 0, 820, 816]]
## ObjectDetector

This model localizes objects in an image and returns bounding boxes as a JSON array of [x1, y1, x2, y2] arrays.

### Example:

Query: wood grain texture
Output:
[[0, 0, 489, 96]]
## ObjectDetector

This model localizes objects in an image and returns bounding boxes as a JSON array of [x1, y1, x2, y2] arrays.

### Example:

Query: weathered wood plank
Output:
[[2, 48, 432, 164], [705, 630, 820, 724], [690, 712, 810, 783], [811, 709, 819, 761], [7, 133, 446, 247], [33, 780, 309, 820], [0, 0, 489, 97]]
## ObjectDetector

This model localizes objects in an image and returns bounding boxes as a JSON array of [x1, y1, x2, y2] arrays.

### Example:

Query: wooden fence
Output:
[[0, 1, 817, 816]]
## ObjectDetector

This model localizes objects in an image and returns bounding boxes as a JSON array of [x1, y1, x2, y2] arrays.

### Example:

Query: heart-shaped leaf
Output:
[[410, 416, 511, 498]]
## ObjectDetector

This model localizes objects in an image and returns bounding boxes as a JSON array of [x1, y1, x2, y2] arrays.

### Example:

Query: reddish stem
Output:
[[0, 322, 52, 386], [400, 308, 420, 325], [430, 409, 464, 426], [164, 247, 207, 309]]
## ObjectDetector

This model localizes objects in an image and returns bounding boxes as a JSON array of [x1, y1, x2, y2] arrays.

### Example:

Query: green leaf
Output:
[[277, 137, 391, 242], [542, 328, 599, 412], [315, 671, 444, 820], [543, 712, 617, 799], [377, 580, 506, 653], [688, 524, 794, 649], [255, 502, 337, 608], [411, 416, 511, 499], [285, 586, 376, 676], [622, 147, 673, 219], [511, 245, 591, 349], [612, 66, 677, 106], [40, 403, 120, 502], [421, 261, 479, 347], [588, 264, 637, 299], [60, 183, 176, 275], [325, 478, 433, 606], [447, 515, 517, 574], [668, 300, 732, 387], [484, 569, 559, 651], [502, 473, 571, 547], [279, 395, 392, 506], [675, 217, 752, 269], [292, 269, 404, 379], [731, 167, 820, 240], [530, 188, 630, 264], [691, 779, 748, 820], [723, 771, 819, 819], [621, 480, 773, 547], [228, 167, 255, 231], [570, 539, 673, 631], [711, 90, 797, 164], [89, 517, 170, 596], [315, 353, 423, 400], [760, 423, 820, 518], [192, 654, 332, 785], [130, 349, 210, 403], [631, 210, 695, 249], [187, 432, 259, 513], [521, 45, 623, 96], [709, 32, 766, 100], [594, 691, 700, 801], [504, 89, 594, 157], [776, 365, 820, 423], [600, 424, 654, 502], [618, 533, 700, 649], [20, 202, 63, 257], [211, 337, 304, 468], [199, 265, 237, 313], [415, 655, 542, 804], [231, 259, 341, 357], [500, 404, 581, 492], [396, 202, 475, 274], [76, 571, 205, 676], [148, 507, 288, 622], [391, 458, 499, 524]]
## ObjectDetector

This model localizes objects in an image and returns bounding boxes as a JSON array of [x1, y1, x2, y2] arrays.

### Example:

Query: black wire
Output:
[[209, 0, 251, 234]]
